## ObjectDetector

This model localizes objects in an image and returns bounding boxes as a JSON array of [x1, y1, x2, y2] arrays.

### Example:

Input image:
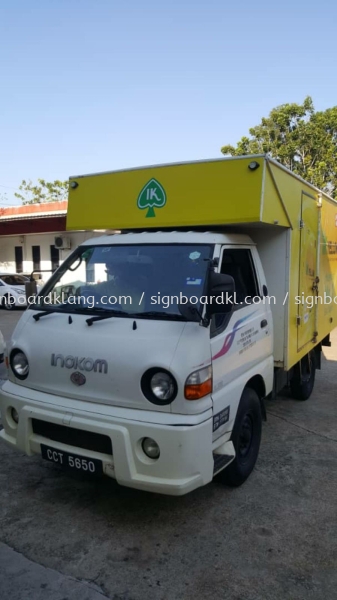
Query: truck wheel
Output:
[[290, 351, 316, 401], [217, 387, 262, 487], [3, 294, 15, 310]]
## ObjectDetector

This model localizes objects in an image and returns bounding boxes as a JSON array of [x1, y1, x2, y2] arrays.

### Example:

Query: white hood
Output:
[[8, 310, 212, 415]]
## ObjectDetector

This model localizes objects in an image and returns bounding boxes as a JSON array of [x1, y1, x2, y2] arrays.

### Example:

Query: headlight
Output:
[[141, 368, 178, 405], [13, 288, 25, 294], [150, 372, 175, 400], [10, 350, 29, 380]]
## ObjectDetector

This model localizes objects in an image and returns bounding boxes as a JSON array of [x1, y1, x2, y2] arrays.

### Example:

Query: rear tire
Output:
[[290, 351, 316, 401], [216, 387, 262, 487]]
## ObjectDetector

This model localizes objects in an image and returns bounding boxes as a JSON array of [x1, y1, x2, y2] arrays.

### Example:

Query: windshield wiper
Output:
[[33, 307, 69, 321], [33, 305, 189, 326], [86, 309, 187, 326], [33, 304, 115, 322], [136, 311, 187, 321], [86, 309, 129, 326]]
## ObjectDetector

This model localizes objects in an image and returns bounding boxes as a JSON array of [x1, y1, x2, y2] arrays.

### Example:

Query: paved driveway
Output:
[[0, 309, 337, 599]]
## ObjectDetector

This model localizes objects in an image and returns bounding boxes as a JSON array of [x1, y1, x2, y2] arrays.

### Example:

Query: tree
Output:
[[221, 97, 337, 197], [15, 179, 69, 204]]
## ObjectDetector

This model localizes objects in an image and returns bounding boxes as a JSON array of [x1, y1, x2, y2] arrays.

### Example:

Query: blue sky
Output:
[[1, 0, 336, 205]]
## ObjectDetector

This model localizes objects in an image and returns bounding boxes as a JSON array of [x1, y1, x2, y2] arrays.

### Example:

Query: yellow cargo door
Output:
[[297, 192, 319, 351]]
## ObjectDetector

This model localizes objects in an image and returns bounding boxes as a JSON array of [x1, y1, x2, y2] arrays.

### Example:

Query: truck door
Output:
[[210, 247, 273, 433], [297, 192, 319, 351]]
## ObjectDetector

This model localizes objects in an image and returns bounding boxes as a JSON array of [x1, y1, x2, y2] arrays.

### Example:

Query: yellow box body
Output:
[[67, 156, 337, 370]]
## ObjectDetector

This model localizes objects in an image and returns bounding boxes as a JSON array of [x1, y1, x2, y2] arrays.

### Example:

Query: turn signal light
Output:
[[184, 366, 212, 400]]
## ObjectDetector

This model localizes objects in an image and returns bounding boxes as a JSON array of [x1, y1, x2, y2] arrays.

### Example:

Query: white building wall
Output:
[[0, 229, 108, 283]]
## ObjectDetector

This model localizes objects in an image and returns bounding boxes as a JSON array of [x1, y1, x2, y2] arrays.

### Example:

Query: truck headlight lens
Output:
[[150, 372, 175, 400], [142, 437, 160, 459], [185, 365, 212, 400], [141, 368, 178, 405], [10, 350, 29, 380]]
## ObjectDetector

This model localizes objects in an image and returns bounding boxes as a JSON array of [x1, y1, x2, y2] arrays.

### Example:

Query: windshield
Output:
[[1, 275, 29, 285], [32, 243, 213, 318]]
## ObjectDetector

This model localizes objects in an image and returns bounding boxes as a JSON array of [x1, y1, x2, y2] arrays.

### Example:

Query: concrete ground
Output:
[[0, 309, 337, 600]]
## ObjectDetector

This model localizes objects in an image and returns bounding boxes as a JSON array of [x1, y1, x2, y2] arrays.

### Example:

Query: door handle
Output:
[[260, 319, 268, 328]]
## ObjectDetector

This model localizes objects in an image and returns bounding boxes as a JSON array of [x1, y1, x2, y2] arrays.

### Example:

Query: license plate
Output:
[[41, 444, 103, 476]]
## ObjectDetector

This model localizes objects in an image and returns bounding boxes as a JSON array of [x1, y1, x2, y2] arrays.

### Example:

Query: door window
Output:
[[15, 246, 23, 273], [211, 248, 259, 336], [32, 246, 41, 272], [50, 245, 60, 272], [220, 249, 259, 303]]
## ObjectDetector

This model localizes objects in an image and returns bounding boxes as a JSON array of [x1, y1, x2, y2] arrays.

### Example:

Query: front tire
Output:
[[217, 387, 262, 487], [3, 294, 15, 310]]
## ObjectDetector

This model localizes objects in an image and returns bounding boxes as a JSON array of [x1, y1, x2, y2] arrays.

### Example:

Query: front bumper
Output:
[[0, 381, 215, 496]]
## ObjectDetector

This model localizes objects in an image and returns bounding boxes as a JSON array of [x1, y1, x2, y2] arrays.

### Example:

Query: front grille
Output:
[[32, 419, 113, 455]]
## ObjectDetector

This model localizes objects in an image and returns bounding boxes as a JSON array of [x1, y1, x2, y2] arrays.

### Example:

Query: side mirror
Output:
[[207, 272, 235, 315], [25, 280, 37, 306]]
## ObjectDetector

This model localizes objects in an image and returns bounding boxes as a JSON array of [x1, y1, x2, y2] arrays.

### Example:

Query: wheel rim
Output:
[[4, 296, 12, 310], [238, 413, 254, 459]]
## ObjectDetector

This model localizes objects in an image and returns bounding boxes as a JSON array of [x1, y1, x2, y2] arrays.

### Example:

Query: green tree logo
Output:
[[137, 178, 166, 217]]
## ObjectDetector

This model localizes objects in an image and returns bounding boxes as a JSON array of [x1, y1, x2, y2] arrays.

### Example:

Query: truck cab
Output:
[[0, 231, 273, 495]]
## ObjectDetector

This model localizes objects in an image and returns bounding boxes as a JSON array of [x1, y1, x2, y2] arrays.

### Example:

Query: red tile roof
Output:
[[0, 200, 68, 219]]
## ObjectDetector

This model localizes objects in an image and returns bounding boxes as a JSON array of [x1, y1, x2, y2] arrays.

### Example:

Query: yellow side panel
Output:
[[67, 159, 263, 231], [317, 199, 337, 337], [268, 162, 337, 369], [297, 193, 319, 352], [261, 167, 292, 227]]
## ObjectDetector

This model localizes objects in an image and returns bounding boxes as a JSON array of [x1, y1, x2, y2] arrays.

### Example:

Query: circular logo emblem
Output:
[[70, 371, 86, 386]]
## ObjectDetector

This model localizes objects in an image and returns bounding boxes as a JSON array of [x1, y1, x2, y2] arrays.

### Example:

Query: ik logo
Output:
[[137, 178, 167, 218]]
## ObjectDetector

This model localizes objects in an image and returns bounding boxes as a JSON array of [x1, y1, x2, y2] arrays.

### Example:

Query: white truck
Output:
[[1, 156, 336, 495]]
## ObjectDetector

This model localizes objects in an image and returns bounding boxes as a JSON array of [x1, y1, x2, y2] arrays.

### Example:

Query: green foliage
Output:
[[15, 179, 69, 204], [221, 97, 337, 196]]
